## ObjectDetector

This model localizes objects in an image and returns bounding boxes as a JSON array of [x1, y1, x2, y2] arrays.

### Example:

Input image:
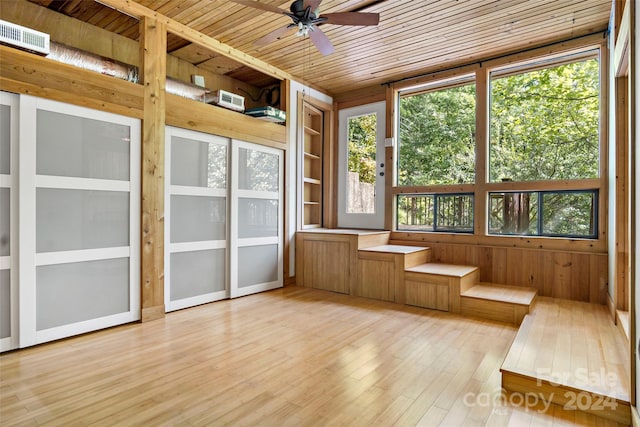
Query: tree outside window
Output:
[[394, 50, 601, 238], [490, 57, 600, 182], [398, 82, 476, 186]]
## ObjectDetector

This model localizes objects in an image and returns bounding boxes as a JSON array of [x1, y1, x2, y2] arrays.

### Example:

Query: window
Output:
[[347, 112, 377, 214], [397, 79, 476, 186], [490, 54, 600, 182], [489, 190, 598, 238], [397, 193, 473, 233], [393, 45, 603, 240]]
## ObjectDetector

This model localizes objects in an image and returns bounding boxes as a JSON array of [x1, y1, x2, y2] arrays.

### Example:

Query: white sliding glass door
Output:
[[0, 92, 18, 351], [165, 126, 228, 311], [166, 134, 283, 304], [19, 96, 140, 347], [230, 140, 283, 298]]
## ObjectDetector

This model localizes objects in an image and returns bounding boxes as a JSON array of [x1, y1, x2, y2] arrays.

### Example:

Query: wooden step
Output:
[[460, 283, 537, 324], [404, 262, 479, 277], [462, 283, 537, 305], [355, 245, 431, 303], [404, 263, 479, 313], [358, 244, 431, 268], [501, 298, 631, 425]]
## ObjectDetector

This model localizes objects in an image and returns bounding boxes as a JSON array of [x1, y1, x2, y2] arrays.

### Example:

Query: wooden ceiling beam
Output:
[[96, 0, 295, 82]]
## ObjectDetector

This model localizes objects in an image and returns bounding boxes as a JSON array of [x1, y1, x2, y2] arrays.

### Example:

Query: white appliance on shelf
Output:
[[0, 20, 50, 55], [204, 89, 245, 112]]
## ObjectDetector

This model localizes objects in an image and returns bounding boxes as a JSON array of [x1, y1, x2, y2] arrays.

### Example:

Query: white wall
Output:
[[286, 81, 332, 277]]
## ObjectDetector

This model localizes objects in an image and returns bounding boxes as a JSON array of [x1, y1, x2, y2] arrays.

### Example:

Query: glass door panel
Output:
[[230, 140, 283, 298], [165, 127, 228, 311], [338, 102, 386, 229], [20, 95, 140, 347], [346, 112, 378, 214]]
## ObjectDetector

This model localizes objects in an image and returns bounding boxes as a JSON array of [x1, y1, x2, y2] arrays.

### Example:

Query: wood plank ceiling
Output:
[[26, 0, 611, 96]]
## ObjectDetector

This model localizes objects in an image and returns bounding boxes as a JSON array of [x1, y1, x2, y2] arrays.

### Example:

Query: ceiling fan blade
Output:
[[308, 27, 335, 55], [321, 12, 380, 26], [228, 0, 288, 15], [255, 25, 294, 46], [304, 0, 323, 11]]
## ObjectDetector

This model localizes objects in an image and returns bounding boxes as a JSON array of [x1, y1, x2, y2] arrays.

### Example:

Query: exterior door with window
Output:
[[337, 102, 386, 229]]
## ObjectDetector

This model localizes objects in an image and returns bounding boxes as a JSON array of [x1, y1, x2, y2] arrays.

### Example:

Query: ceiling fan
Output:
[[229, 0, 380, 55]]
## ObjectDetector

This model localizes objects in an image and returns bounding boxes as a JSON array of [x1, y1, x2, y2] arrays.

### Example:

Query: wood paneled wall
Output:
[[1, 0, 275, 109], [389, 239, 608, 304], [0, 38, 287, 323], [0, 46, 144, 116]]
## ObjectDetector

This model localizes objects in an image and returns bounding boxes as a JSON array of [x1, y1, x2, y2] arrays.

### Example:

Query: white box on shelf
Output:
[[204, 89, 245, 112]]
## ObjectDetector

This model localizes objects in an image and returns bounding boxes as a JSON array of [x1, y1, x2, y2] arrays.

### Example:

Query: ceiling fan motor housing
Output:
[[229, 0, 379, 56], [288, 0, 322, 24]]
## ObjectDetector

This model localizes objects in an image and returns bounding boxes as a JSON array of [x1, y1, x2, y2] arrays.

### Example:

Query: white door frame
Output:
[[229, 139, 284, 298], [337, 101, 386, 229], [164, 126, 229, 312], [18, 95, 140, 347], [0, 91, 19, 352]]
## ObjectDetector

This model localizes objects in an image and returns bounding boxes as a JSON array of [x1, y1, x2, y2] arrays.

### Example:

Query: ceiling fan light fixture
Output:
[[296, 22, 311, 37]]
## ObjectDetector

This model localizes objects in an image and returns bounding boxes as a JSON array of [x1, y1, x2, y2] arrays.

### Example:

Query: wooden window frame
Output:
[[388, 35, 609, 253]]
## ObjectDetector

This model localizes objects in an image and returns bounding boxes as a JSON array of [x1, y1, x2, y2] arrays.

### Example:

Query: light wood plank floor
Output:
[[0, 286, 629, 426]]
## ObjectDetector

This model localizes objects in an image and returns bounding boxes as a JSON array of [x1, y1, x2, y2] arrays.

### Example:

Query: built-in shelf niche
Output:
[[301, 101, 324, 229]]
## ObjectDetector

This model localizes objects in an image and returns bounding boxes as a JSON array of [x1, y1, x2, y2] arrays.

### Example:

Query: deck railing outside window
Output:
[[397, 193, 473, 232]]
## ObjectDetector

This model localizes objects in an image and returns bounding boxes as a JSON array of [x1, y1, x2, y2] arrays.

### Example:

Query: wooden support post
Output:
[[384, 84, 396, 231], [474, 66, 489, 236], [139, 16, 166, 322]]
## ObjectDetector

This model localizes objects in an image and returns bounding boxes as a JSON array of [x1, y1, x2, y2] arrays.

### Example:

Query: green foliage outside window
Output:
[[395, 53, 600, 238], [490, 58, 599, 181], [347, 113, 377, 185], [398, 83, 476, 186]]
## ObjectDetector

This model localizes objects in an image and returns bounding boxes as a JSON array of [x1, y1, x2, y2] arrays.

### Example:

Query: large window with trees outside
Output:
[[397, 78, 476, 231], [489, 55, 599, 182], [488, 190, 598, 238], [398, 79, 476, 186], [488, 52, 600, 237], [395, 46, 602, 239]]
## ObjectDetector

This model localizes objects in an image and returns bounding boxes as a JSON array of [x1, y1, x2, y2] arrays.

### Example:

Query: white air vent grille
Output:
[[221, 92, 233, 103], [205, 89, 245, 112], [0, 20, 50, 55]]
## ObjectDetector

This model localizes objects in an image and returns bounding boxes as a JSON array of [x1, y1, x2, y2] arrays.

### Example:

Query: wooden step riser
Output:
[[357, 249, 431, 267], [404, 269, 479, 314], [502, 371, 631, 425], [403, 270, 479, 289], [405, 279, 449, 311], [355, 247, 432, 304], [356, 232, 391, 249], [459, 270, 479, 294], [404, 249, 431, 268], [461, 296, 530, 325]]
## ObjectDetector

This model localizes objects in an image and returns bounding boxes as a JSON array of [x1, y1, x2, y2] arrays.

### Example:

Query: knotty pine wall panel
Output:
[[390, 240, 607, 304]]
